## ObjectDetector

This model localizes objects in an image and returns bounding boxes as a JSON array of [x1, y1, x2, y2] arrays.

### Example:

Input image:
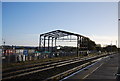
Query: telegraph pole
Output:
[[2, 38, 5, 56], [116, 40, 117, 48], [111, 41, 112, 53]]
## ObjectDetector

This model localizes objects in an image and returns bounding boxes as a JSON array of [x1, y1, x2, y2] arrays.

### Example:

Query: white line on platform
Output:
[[60, 56, 110, 81], [59, 59, 101, 81], [82, 62, 104, 79], [82, 74, 90, 79]]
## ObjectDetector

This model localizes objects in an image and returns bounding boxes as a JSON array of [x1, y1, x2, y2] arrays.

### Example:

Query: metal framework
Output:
[[39, 30, 90, 56]]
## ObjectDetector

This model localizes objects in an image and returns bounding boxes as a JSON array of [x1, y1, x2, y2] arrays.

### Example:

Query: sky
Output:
[[118, 2, 120, 47], [0, 2, 2, 46], [2, 0, 119, 2], [2, 2, 118, 47]]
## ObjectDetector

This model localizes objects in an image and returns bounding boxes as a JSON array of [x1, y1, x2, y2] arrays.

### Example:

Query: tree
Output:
[[88, 40, 96, 51], [103, 45, 117, 52], [96, 44, 102, 52]]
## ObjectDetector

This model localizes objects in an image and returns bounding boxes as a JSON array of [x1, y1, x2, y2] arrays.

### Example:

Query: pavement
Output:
[[61, 53, 119, 81], [116, 53, 120, 81], [0, 54, 2, 81]]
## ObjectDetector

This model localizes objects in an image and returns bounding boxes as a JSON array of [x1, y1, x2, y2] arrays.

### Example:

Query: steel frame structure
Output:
[[39, 30, 90, 56]]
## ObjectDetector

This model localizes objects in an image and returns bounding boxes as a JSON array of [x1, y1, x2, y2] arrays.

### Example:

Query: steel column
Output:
[[55, 38, 57, 54], [87, 38, 89, 50], [77, 36, 79, 57], [81, 37, 83, 50], [39, 35, 41, 50], [48, 37, 50, 52], [80, 36, 81, 52], [44, 36, 46, 51], [51, 37, 54, 53], [82, 37, 85, 52], [55, 38, 57, 47]]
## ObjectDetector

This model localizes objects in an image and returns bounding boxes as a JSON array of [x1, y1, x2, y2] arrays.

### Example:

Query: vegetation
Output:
[[103, 45, 118, 52], [88, 40, 96, 50]]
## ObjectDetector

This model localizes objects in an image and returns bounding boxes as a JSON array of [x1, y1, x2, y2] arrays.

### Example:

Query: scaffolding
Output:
[[39, 30, 90, 57]]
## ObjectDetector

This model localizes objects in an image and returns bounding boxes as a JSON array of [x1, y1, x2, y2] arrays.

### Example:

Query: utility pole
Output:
[[2, 38, 5, 46], [111, 41, 112, 53], [116, 40, 117, 48], [111, 41, 112, 45], [2, 38, 5, 56]]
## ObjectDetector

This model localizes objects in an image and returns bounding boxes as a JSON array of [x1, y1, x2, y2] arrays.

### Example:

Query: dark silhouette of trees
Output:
[[88, 40, 96, 51], [103, 45, 117, 52]]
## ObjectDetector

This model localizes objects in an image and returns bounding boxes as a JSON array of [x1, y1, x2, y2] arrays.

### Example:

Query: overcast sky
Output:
[[2, 2, 118, 47]]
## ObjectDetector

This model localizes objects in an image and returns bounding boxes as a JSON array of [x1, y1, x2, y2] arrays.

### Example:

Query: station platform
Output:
[[62, 53, 119, 81], [85, 54, 118, 80]]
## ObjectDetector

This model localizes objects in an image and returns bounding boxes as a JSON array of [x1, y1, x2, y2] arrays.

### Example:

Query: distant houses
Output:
[[1, 44, 118, 64], [1, 45, 59, 63], [2, 45, 37, 63]]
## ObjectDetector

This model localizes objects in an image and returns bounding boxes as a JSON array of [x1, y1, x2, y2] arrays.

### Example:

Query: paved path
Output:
[[85, 54, 118, 79], [61, 53, 119, 81]]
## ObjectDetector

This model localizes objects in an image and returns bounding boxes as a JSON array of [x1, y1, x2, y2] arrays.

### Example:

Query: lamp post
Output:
[[116, 18, 120, 79]]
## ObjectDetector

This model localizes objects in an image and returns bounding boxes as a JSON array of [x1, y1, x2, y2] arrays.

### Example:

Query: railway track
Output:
[[2, 53, 114, 80], [3, 57, 77, 73], [3, 58, 81, 78]]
